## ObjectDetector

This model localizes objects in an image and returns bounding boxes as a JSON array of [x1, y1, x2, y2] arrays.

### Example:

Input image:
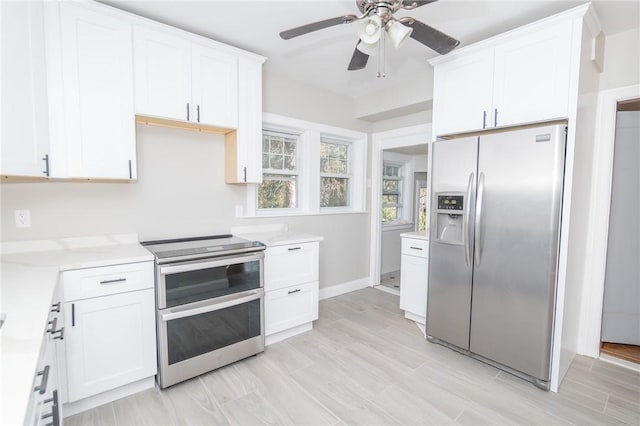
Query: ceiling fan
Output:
[[280, 0, 460, 72]]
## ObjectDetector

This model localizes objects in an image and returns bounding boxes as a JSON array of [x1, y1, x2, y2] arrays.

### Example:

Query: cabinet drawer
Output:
[[264, 242, 319, 291], [62, 261, 154, 301], [265, 281, 319, 336], [401, 238, 429, 258]]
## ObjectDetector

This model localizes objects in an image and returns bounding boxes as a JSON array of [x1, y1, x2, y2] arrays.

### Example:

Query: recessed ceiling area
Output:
[[103, 0, 640, 121]]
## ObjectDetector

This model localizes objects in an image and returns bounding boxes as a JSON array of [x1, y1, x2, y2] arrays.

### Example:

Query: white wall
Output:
[[599, 27, 640, 91], [1, 77, 373, 291]]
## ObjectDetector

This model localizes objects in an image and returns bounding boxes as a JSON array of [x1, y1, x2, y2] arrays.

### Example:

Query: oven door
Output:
[[157, 251, 263, 309], [157, 289, 264, 388]]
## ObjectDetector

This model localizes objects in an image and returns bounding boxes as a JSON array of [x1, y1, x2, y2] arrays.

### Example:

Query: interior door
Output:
[[427, 136, 478, 350], [469, 124, 565, 382]]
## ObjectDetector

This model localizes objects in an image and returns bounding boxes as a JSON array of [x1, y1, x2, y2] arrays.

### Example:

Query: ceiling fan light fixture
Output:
[[357, 15, 382, 44], [386, 20, 413, 49], [356, 40, 379, 56]]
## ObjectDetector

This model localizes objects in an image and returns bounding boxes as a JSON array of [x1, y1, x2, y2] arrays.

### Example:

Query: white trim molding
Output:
[[319, 277, 370, 300], [579, 84, 640, 357]]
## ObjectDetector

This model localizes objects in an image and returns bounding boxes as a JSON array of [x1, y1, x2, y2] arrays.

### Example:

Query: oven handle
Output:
[[159, 251, 264, 276], [160, 290, 263, 322]]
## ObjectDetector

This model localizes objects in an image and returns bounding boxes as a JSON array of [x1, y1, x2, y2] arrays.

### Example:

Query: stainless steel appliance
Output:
[[141, 235, 266, 388], [427, 123, 566, 390]]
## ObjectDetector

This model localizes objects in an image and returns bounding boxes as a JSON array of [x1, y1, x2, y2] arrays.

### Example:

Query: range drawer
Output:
[[62, 261, 154, 301], [265, 281, 319, 336], [401, 238, 429, 258], [264, 242, 319, 291]]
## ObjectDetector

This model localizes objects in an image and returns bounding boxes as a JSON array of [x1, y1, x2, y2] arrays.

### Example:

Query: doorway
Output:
[[599, 98, 640, 367]]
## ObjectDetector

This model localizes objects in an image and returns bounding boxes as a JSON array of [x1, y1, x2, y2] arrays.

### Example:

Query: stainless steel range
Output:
[[141, 235, 266, 388]]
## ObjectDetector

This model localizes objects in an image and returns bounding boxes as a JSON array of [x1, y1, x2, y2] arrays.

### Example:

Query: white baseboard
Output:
[[265, 323, 313, 346], [63, 376, 155, 417], [319, 277, 370, 300]]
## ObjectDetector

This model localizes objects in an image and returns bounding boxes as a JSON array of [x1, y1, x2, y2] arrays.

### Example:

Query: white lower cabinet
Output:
[[265, 281, 319, 336], [399, 236, 429, 324], [61, 261, 156, 405], [264, 241, 320, 344]]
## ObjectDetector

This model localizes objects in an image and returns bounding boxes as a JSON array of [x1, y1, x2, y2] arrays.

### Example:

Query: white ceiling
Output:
[[104, 0, 640, 105]]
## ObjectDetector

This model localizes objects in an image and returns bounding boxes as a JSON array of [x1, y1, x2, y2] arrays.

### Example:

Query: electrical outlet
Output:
[[15, 209, 31, 228]]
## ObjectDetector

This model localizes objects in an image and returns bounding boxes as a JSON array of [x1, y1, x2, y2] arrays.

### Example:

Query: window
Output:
[[248, 113, 367, 217], [382, 163, 403, 222], [320, 139, 350, 208], [258, 131, 299, 209]]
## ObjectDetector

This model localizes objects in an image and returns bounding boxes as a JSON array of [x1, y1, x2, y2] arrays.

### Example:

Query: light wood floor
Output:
[[601, 342, 640, 365], [66, 288, 640, 425]]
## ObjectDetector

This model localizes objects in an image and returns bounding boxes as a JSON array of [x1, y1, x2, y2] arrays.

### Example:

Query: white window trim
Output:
[[246, 113, 368, 217], [259, 129, 302, 211], [320, 137, 352, 210], [381, 152, 415, 229]]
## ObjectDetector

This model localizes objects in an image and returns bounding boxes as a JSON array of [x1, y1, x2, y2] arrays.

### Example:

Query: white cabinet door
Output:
[[264, 242, 319, 291], [1, 1, 50, 177], [400, 254, 428, 322], [58, 2, 136, 179], [134, 26, 191, 122], [265, 281, 319, 336], [191, 44, 238, 128], [432, 50, 494, 137], [64, 289, 156, 402], [491, 21, 573, 128], [233, 57, 263, 183]]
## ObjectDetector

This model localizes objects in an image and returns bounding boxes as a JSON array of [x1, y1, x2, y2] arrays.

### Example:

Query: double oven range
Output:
[[142, 235, 266, 388]]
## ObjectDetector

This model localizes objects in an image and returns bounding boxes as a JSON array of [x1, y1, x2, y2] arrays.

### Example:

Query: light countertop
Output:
[[400, 231, 429, 241], [232, 224, 324, 247], [0, 234, 153, 426]]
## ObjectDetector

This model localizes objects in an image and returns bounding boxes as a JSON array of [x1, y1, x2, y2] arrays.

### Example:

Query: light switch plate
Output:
[[15, 209, 31, 228]]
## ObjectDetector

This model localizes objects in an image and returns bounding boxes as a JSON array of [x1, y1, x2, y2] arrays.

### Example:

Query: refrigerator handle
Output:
[[475, 172, 485, 267], [464, 172, 475, 267]]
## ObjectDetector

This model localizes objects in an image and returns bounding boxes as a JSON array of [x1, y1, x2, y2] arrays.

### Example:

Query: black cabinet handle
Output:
[[42, 390, 59, 426], [288, 289, 301, 295], [482, 110, 487, 128], [128, 160, 132, 179], [72, 303, 75, 327], [42, 154, 50, 176], [197, 105, 200, 123], [287, 247, 302, 251], [99, 278, 127, 284], [34, 365, 50, 394], [243, 167, 247, 182], [53, 327, 64, 341], [494, 108, 498, 127], [186, 102, 190, 121], [51, 302, 61, 313], [410, 246, 423, 251], [47, 318, 58, 334]]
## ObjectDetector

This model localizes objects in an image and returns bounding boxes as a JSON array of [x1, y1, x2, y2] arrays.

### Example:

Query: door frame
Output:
[[369, 124, 432, 286], [580, 84, 640, 357]]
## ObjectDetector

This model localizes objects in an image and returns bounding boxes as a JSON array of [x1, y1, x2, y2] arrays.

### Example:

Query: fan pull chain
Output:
[[377, 31, 386, 78]]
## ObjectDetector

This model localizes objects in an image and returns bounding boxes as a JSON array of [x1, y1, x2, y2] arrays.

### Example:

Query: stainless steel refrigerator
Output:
[[426, 123, 566, 390]]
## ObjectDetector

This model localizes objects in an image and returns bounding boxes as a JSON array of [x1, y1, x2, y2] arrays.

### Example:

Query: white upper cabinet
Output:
[[192, 44, 238, 128], [133, 27, 191, 122], [1, 1, 50, 178], [134, 27, 239, 129], [491, 22, 573, 128], [432, 50, 494, 136], [48, 1, 137, 179], [431, 15, 577, 137]]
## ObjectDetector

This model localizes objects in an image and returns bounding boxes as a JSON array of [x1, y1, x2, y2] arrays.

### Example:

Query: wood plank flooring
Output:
[[66, 288, 640, 425], [601, 342, 640, 365]]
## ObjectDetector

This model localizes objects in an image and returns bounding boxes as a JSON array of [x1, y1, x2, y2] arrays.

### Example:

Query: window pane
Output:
[[271, 138, 283, 154], [383, 165, 399, 177], [419, 187, 427, 232], [284, 140, 296, 156], [383, 179, 399, 193], [382, 207, 398, 222], [269, 153, 283, 170], [320, 141, 349, 173], [262, 153, 269, 169], [258, 174, 297, 209], [382, 194, 399, 205], [284, 155, 296, 170], [262, 136, 269, 153], [320, 177, 349, 207]]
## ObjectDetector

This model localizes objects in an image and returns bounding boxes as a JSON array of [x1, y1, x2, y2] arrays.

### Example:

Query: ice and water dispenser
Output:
[[435, 193, 465, 245]]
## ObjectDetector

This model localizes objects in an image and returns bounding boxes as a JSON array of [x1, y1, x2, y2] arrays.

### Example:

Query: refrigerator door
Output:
[[469, 124, 565, 381], [427, 136, 478, 350]]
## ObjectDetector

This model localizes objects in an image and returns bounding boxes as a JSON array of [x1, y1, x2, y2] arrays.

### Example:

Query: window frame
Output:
[[257, 129, 302, 212], [246, 113, 367, 217], [381, 162, 403, 223], [319, 137, 352, 210]]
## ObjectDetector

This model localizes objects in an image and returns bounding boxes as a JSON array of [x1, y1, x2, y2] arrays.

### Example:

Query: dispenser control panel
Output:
[[437, 195, 463, 211]]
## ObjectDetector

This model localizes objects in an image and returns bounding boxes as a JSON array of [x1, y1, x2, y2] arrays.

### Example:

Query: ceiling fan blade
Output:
[[406, 19, 460, 54], [280, 16, 355, 40], [348, 41, 369, 71], [402, 0, 438, 8]]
